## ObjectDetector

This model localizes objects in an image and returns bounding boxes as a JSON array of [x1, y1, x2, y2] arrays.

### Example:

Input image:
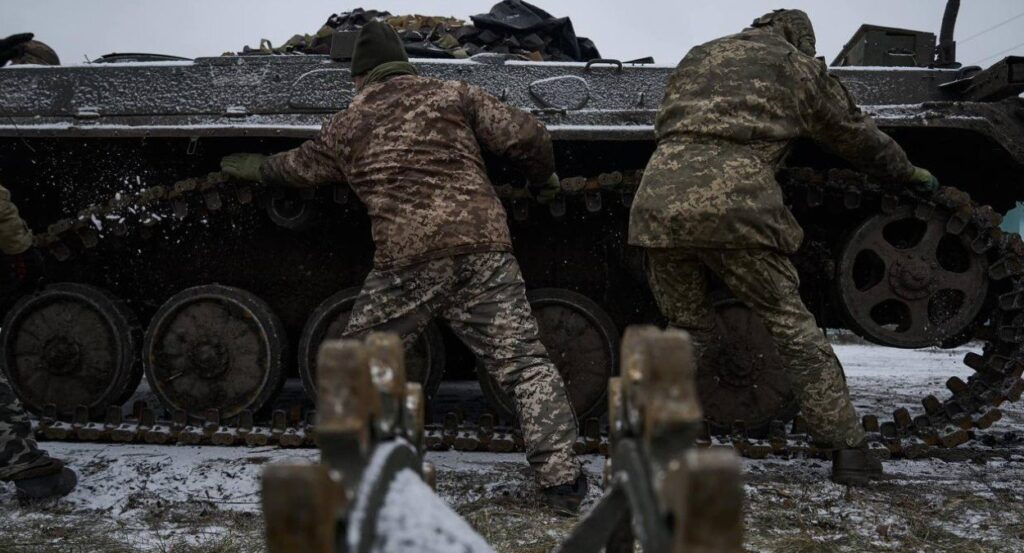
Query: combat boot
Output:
[[14, 467, 77, 503], [831, 448, 883, 487], [541, 473, 589, 513]]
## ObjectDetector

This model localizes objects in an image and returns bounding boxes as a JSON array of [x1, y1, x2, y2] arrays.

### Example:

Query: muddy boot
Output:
[[831, 448, 882, 487], [14, 467, 77, 502], [541, 473, 588, 513]]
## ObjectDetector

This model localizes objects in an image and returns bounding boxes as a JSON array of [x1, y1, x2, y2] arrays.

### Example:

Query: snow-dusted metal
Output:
[[558, 327, 743, 553]]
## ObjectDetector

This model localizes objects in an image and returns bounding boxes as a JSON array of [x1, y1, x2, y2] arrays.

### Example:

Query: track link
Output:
[[17, 167, 1024, 459]]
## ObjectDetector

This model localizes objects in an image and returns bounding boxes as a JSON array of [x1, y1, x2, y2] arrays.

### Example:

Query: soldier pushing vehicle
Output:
[[628, 9, 940, 486], [221, 20, 586, 509]]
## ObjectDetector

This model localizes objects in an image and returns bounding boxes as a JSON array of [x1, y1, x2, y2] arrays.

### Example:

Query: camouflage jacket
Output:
[[628, 28, 916, 253], [263, 74, 555, 269], [0, 183, 32, 255]]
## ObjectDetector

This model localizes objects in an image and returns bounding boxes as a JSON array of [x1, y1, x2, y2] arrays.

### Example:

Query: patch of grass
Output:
[[458, 498, 579, 553], [0, 510, 265, 553]]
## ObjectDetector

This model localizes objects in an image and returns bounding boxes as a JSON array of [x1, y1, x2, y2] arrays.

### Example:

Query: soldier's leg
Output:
[[702, 249, 865, 449], [441, 253, 580, 488], [644, 248, 719, 360], [0, 371, 46, 481], [343, 258, 456, 347]]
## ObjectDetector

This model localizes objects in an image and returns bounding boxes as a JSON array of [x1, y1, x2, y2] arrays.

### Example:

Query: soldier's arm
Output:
[[261, 113, 348, 188], [0, 184, 33, 255], [462, 83, 555, 184], [805, 64, 916, 183]]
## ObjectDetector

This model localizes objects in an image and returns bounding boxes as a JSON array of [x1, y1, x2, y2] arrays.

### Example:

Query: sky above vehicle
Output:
[[2, 0, 1022, 67]]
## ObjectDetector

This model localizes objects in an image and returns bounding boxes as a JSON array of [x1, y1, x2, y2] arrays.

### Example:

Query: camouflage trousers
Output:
[[645, 247, 865, 449], [0, 369, 45, 480], [346, 252, 581, 487]]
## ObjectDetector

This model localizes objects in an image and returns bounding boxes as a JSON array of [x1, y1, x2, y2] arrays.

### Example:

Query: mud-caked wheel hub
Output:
[[143, 284, 287, 419], [838, 207, 989, 348], [697, 299, 798, 437], [0, 283, 142, 418], [187, 340, 230, 379], [40, 336, 84, 376], [889, 255, 938, 300]]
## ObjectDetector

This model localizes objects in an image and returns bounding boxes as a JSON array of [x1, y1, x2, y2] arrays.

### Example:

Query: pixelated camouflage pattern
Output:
[[0, 183, 32, 255], [0, 369, 45, 480], [751, 9, 817, 56], [644, 247, 865, 449], [629, 23, 916, 252], [345, 252, 581, 487], [263, 74, 555, 270]]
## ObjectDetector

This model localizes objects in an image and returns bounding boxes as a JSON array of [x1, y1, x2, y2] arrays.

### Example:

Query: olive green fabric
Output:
[[351, 19, 408, 76], [345, 252, 581, 487], [644, 247, 866, 449], [751, 9, 816, 56], [0, 184, 32, 255], [628, 22, 916, 253], [363, 61, 418, 88]]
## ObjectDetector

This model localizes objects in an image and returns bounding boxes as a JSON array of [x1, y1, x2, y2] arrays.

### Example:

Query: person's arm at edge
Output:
[[462, 82, 555, 184], [260, 112, 348, 188], [805, 60, 917, 183]]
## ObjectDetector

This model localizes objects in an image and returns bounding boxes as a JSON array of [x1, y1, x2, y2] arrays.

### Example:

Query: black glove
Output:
[[0, 33, 34, 66]]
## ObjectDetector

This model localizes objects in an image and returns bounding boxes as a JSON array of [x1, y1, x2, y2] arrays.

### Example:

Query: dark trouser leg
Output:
[[442, 253, 580, 488], [700, 249, 864, 449], [644, 248, 720, 361], [344, 259, 453, 346], [0, 371, 44, 480]]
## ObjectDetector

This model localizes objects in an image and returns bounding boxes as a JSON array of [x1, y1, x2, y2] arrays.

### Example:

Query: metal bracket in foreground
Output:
[[557, 326, 745, 553], [263, 332, 432, 553]]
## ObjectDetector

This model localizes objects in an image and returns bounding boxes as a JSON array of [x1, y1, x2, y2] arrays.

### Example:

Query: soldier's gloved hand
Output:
[[0, 33, 33, 66], [908, 166, 940, 195], [220, 153, 268, 183], [6, 247, 45, 288], [531, 173, 562, 205]]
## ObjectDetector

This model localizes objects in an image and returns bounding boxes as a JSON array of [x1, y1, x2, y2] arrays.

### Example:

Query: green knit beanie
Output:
[[351, 20, 408, 76]]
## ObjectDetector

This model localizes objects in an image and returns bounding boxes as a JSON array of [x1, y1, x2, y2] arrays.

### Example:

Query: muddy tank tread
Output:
[[17, 166, 1024, 460]]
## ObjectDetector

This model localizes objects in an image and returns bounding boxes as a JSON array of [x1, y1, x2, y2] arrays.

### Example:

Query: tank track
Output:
[[18, 167, 1024, 460]]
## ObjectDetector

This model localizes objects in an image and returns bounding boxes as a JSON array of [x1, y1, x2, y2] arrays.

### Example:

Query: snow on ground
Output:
[[0, 343, 1022, 552]]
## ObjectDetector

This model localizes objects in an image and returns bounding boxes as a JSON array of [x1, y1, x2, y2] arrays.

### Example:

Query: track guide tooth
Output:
[[991, 257, 1024, 281], [861, 415, 879, 433], [548, 198, 567, 218], [244, 425, 273, 447], [203, 191, 223, 211], [946, 377, 968, 394], [921, 395, 945, 418], [937, 426, 971, 449], [1003, 378, 1024, 402], [893, 408, 913, 430], [842, 188, 861, 210], [270, 410, 288, 445], [974, 408, 1002, 429], [880, 194, 899, 214], [902, 437, 929, 458], [868, 440, 891, 460], [424, 428, 445, 451], [454, 426, 481, 451], [913, 201, 935, 221]]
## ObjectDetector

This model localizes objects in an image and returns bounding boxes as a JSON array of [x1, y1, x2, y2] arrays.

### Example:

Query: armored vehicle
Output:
[[1, 1, 1022, 446]]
